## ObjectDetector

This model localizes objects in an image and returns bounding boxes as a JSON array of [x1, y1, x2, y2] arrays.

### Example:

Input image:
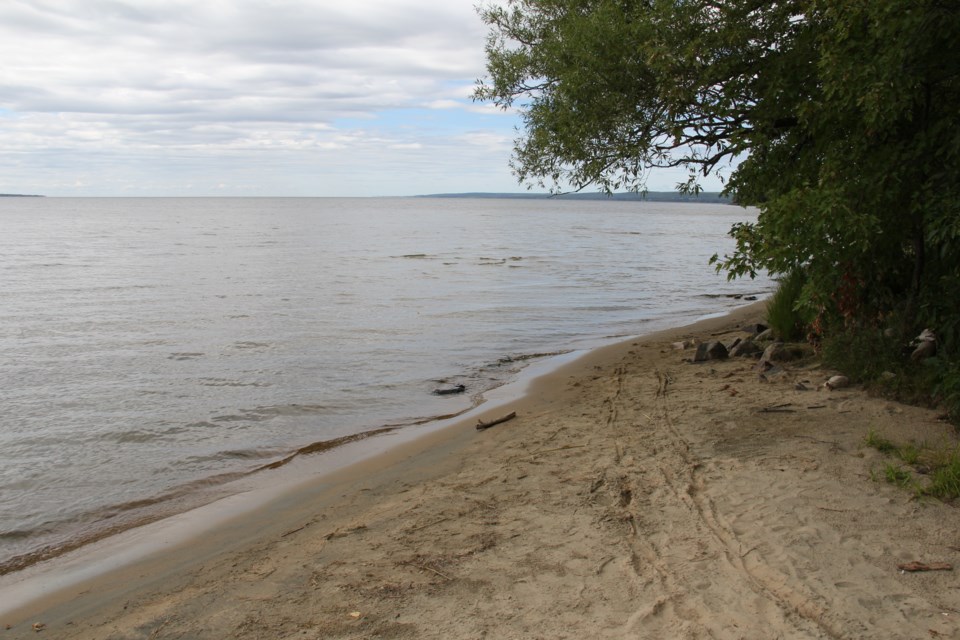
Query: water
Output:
[[0, 196, 767, 572]]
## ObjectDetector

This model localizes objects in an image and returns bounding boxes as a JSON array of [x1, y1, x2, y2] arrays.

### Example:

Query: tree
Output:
[[475, 0, 960, 349]]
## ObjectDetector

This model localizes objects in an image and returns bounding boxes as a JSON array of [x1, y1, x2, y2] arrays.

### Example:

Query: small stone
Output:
[[823, 375, 849, 390]]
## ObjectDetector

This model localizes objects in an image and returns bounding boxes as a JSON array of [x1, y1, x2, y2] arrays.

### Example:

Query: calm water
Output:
[[0, 196, 766, 572]]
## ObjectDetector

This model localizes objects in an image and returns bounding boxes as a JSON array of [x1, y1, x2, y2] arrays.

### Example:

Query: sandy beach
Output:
[[4, 303, 960, 639]]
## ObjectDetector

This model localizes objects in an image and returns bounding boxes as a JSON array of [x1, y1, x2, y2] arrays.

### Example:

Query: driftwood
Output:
[[897, 561, 953, 572], [433, 384, 466, 395], [758, 403, 796, 413], [476, 411, 517, 431]]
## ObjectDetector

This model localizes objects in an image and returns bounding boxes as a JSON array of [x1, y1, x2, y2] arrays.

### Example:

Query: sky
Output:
[[0, 0, 722, 197]]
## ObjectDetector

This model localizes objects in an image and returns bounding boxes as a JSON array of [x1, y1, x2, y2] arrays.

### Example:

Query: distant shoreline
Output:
[[417, 191, 733, 203], [0, 193, 729, 201]]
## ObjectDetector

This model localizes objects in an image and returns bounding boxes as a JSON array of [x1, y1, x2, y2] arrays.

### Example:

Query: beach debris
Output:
[[476, 411, 517, 430], [672, 339, 696, 350], [822, 375, 849, 391], [758, 403, 796, 413], [910, 329, 937, 361], [32, 622, 45, 632], [433, 384, 466, 395], [897, 561, 953, 573], [349, 611, 362, 619], [693, 341, 728, 362]]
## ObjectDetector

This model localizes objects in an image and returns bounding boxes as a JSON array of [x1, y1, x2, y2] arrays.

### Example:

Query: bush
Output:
[[766, 270, 811, 342], [821, 328, 901, 383]]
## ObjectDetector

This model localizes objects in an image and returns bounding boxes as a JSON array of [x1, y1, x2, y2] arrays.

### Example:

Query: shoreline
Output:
[[0, 303, 764, 622], [0, 297, 760, 583], [6, 299, 957, 638]]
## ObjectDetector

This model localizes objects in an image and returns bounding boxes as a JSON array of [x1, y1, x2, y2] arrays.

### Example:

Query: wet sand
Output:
[[3, 303, 960, 639]]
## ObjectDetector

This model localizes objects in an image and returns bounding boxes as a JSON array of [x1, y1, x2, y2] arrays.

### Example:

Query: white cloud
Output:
[[0, 0, 725, 196], [0, 0, 525, 195]]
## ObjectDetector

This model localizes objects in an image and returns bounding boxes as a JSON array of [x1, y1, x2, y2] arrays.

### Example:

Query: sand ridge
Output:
[[4, 307, 960, 639]]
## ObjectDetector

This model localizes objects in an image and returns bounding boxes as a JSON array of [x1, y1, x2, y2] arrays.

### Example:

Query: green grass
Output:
[[883, 463, 914, 489], [864, 432, 960, 500], [926, 450, 960, 499], [765, 270, 810, 342], [864, 430, 898, 455], [898, 443, 922, 465]]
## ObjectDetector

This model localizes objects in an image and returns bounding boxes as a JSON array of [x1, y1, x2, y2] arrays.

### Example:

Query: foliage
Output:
[[766, 270, 811, 342], [821, 329, 903, 383], [476, 0, 960, 365]]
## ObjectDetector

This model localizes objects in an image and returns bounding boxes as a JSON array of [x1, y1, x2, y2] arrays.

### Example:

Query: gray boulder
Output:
[[693, 340, 729, 362]]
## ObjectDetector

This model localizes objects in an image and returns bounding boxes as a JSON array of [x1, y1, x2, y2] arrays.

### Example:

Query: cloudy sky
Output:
[[0, 0, 715, 197]]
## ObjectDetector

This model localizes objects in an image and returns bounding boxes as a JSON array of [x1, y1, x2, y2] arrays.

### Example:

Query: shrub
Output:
[[766, 270, 811, 342]]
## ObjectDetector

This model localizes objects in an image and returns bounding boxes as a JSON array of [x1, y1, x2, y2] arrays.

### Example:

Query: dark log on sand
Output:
[[897, 561, 953, 572], [476, 411, 517, 431]]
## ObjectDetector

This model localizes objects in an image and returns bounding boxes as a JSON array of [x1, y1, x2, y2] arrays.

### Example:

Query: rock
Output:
[[755, 328, 775, 342], [759, 342, 813, 364], [822, 375, 849, 390], [693, 341, 728, 362], [911, 341, 936, 361], [672, 339, 696, 350], [881, 371, 897, 381], [759, 342, 786, 364], [743, 323, 768, 336], [729, 338, 762, 358], [910, 329, 936, 361]]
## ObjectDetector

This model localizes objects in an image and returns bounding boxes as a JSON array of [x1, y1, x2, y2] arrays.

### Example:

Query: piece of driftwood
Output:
[[476, 411, 517, 430], [758, 403, 796, 413], [897, 561, 953, 572], [433, 384, 466, 395]]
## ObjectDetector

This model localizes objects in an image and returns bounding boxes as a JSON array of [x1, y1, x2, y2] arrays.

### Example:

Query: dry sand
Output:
[[4, 304, 960, 639]]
